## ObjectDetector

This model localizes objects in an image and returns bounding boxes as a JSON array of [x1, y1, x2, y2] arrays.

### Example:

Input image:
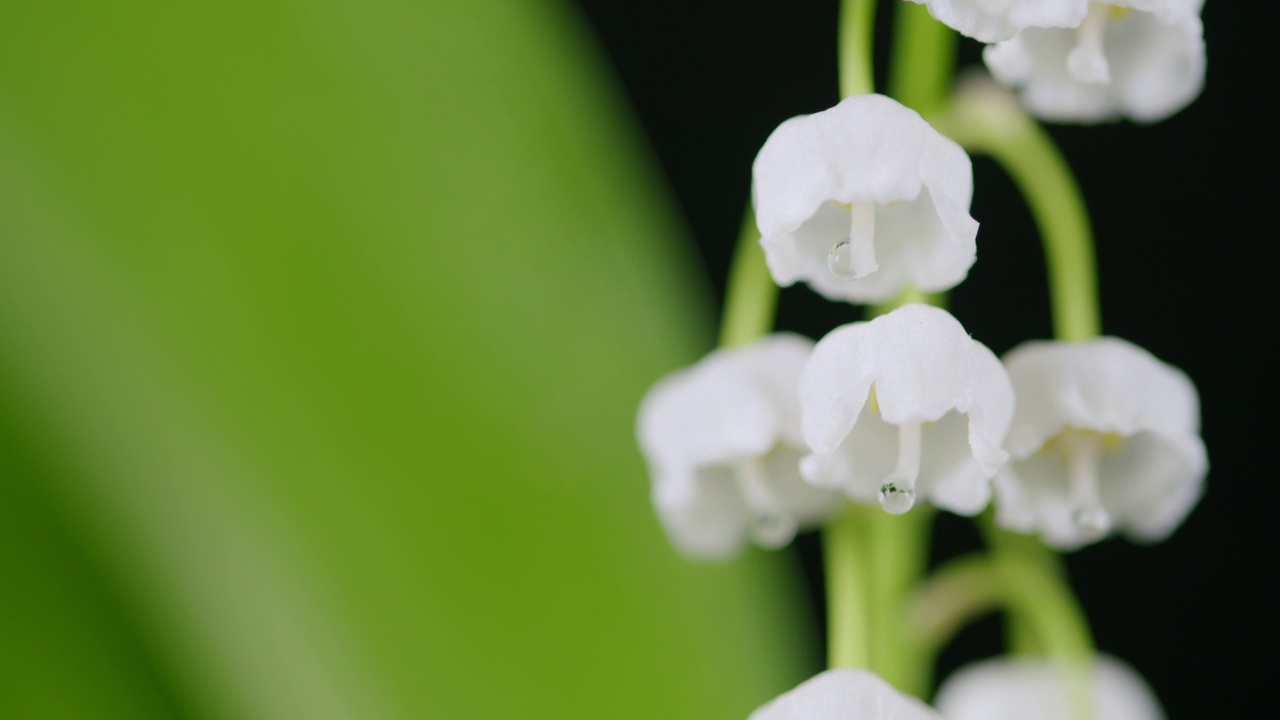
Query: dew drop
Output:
[[827, 240, 861, 280], [751, 511, 797, 548], [878, 483, 916, 515], [1072, 507, 1112, 539]]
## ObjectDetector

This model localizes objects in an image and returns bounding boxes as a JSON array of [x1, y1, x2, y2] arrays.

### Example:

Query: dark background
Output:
[[574, 1, 1273, 716]]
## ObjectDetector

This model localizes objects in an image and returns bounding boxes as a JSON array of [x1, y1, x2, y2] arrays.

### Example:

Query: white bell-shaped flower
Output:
[[750, 668, 942, 720], [993, 337, 1206, 550], [752, 94, 980, 304], [935, 655, 1165, 720], [983, 1, 1206, 123], [905, 0, 1091, 44], [637, 334, 841, 559], [799, 304, 1014, 516]]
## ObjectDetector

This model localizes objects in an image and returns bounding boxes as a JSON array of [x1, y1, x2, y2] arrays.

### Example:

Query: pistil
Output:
[[1061, 428, 1112, 538], [879, 422, 921, 514], [736, 457, 797, 546], [1067, 3, 1113, 85], [828, 201, 879, 280]]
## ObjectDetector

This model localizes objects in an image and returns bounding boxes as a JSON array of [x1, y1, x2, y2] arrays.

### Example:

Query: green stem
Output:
[[866, 507, 934, 697], [824, 507, 871, 669], [868, 287, 946, 319], [906, 554, 1002, 654], [932, 84, 1101, 341], [717, 208, 778, 348], [887, 1, 956, 116], [908, 552, 1092, 660], [838, 0, 877, 98]]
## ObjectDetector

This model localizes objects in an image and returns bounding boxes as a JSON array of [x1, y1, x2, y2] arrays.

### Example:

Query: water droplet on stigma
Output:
[[878, 483, 916, 515], [1072, 507, 1112, 539], [751, 511, 796, 548], [828, 240, 860, 280]]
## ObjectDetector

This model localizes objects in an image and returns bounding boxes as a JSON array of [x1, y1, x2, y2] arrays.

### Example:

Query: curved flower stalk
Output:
[[993, 337, 1207, 550], [935, 654, 1165, 720], [799, 304, 1014, 516], [752, 94, 979, 304], [905, 0, 1091, 44], [750, 667, 942, 720], [983, 0, 1206, 123], [636, 334, 840, 559]]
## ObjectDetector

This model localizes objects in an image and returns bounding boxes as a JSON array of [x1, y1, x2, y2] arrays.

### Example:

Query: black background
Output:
[[573, 2, 1273, 716]]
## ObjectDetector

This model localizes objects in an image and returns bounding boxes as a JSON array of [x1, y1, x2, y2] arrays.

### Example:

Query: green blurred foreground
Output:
[[0, 2, 814, 717]]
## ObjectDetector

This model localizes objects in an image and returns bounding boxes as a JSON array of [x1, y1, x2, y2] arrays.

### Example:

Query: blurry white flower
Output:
[[752, 94, 979, 304], [993, 337, 1206, 550], [750, 667, 942, 720], [935, 654, 1165, 720], [905, 0, 1091, 43], [983, 1, 1206, 123], [799, 304, 1013, 516], [636, 334, 840, 559]]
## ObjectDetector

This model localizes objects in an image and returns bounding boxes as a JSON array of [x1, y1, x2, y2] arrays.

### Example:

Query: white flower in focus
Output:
[[993, 337, 1206, 550], [799, 304, 1014, 516], [752, 94, 979, 304], [636, 334, 840, 559], [750, 667, 942, 720], [935, 655, 1165, 720], [905, 0, 1091, 43], [983, 1, 1206, 123]]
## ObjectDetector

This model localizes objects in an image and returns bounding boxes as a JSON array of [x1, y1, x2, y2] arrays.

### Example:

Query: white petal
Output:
[[935, 655, 1165, 720], [651, 466, 749, 559], [750, 668, 942, 720], [1002, 338, 1200, 455], [799, 305, 1013, 514], [636, 334, 841, 558], [919, 0, 1090, 43], [995, 337, 1206, 548], [753, 94, 978, 304], [639, 334, 811, 468], [1105, 6, 1205, 122], [1098, 430, 1206, 542]]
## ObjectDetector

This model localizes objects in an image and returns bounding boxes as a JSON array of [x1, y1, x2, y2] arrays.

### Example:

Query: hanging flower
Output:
[[983, 1, 1206, 123], [935, 654, 1165, 720], [636, 334, 840, 559], [992, 337, 1207, 550], [751, 94, 979, 304], [750, 668, 942, 720], [799, 304, 1014, 515], [905, 0, 1092, 44]]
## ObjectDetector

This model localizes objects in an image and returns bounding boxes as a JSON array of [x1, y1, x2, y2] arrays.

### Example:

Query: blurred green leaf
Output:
[[0, 1, 815, 718]]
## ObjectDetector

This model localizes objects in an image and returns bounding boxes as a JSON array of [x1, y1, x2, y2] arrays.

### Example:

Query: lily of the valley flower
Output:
[[752, 94, 979, 304], [935, 654, 1166, 720], [636, 334, 840, 559], [750, 668, 942, 720], [799, 304, 1014, 516], [993, 337, 1207, 550], [906, 0, 1092, 44], [983, 0, 1206, 123]]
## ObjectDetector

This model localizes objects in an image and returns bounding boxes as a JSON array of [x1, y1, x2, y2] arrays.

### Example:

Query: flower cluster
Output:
[[637, 94, 1205, 557], [635, 4, 1208, 716]]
